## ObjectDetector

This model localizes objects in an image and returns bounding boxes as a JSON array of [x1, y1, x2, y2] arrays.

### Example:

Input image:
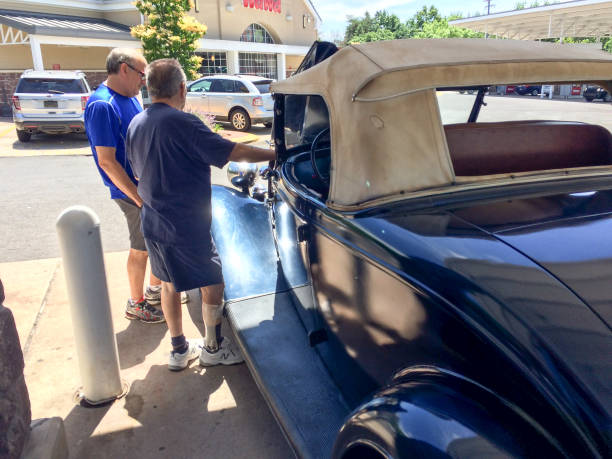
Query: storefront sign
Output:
[[243, 0, 281, 13]]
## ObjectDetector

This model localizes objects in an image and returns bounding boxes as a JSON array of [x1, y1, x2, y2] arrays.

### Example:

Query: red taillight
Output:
[[11, 96, 20, 111], [252, 96, 263, 106], [81, 95, 89, 110]]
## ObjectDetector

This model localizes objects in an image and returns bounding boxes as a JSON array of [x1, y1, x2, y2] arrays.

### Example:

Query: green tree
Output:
[[346, 10, 409, 43], [406, 6, 442, 35], [131, 0, 207, 80]]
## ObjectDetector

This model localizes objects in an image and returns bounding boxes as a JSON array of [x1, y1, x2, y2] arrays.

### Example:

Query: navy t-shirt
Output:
[[126, 103, 234, 245], [84, 83, 141, 199]]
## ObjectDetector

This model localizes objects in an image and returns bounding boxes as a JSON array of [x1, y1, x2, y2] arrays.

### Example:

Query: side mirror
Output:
[[227, 161, 258, 194]]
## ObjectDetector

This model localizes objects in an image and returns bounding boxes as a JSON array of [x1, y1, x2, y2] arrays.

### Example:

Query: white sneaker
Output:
[[168, 339, 203, 371], [199, 337, 244, 367]]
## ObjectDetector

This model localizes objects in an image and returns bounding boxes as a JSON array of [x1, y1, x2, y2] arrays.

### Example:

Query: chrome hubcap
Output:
[[233, 112, 246, 130]]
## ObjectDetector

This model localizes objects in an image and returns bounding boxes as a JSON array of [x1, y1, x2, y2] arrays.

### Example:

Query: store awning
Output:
[[0, 9, 135, 41], [450, 0, 612, 40]]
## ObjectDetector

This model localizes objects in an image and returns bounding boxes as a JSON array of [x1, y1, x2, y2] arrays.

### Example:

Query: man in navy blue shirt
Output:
[[84, 48, 164, 324], [127, 59, 275, 370]]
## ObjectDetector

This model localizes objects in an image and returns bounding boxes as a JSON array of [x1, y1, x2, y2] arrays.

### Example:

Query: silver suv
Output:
[[185, 74, 274, 131], [12, 69, 91, 142]]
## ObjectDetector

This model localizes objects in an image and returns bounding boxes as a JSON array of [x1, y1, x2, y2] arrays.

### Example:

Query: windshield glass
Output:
[[253, 80, 273, 94], [16, 78, 88, 94]]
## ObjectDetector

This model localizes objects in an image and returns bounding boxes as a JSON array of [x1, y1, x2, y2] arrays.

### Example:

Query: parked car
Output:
[[185, 74, 274, 131], [213, 39, 612, 458], [583, 85, 611, 102], [11, 69, 91, 142], [514, 84, 541, 96]]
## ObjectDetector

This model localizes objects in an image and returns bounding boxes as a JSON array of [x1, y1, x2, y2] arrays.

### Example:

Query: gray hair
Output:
[[146, 59, 186, 99], [106, 48, 142, 75]]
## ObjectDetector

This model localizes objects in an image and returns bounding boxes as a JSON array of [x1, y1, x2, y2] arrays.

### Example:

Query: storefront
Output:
[[0, 0, 319, 111]]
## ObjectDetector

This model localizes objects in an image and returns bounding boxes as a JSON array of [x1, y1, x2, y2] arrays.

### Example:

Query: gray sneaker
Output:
[[144, 287, 189, 306], [168, 339, 203, 371], [144, 286, 161, 305], [125, 299, 165, 324], [199, 337, 244, 367]]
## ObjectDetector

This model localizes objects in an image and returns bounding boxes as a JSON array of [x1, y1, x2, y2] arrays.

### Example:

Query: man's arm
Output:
[[96, 146, 143, 207], [228, 143, 276, 163]]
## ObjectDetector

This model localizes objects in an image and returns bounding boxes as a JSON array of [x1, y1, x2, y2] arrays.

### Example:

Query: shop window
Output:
[[240, 24, 275, 44], [197, 52, 227, 75], [239, 52, 277, 79]]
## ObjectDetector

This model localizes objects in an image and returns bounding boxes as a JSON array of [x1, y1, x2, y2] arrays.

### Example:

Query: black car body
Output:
[[584, 85, 611, 102], [514, 84, 541, 95], [212, 40, 612, 458]]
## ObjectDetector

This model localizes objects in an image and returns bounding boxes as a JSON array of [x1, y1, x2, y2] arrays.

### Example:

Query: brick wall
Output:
[[0, 71, 107, 116]]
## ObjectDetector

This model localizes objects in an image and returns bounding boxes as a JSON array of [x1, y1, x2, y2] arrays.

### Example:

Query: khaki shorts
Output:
[[114, 198, 147, 251]]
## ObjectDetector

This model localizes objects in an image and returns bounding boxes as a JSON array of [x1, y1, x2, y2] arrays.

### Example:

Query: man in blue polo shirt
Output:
[[127, 58, 275, 370], [84, 48, 164, 323]]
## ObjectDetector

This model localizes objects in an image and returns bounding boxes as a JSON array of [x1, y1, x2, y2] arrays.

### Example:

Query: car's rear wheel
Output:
[[230, 108, 251, 132], [263, 121, 272, 128], [16, 129, 31, 142], [531, 89, 539, 96], [584, 96, 594, 102]]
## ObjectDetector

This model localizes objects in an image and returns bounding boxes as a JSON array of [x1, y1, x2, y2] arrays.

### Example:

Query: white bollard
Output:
[[56, 206, 126, 405]]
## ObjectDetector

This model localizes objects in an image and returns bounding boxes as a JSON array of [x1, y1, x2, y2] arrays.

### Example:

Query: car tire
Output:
[[263, 122, 273, 128], [230, 108, 251, 132], [584, 97, 594, 102], [16, 129, 31, 142], [531, 89, 539, 96]]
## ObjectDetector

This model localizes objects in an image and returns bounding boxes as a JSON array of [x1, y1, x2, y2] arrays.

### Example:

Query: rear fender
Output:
[[333, 366, 563, 459], [211, 185, 290, 302]]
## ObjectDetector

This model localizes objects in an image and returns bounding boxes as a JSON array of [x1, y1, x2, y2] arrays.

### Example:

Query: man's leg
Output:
[[201, 283, 225, 351], [163, 280, 202, 371], [127, 248, 148, 302], [199, 283, 243, 366]]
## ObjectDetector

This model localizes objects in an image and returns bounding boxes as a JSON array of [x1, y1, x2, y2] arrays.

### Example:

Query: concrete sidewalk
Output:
[[1, 252, 291, 458]]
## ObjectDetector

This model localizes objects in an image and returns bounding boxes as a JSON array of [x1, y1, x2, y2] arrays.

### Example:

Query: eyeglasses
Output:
[[122, 61, 146, 80]]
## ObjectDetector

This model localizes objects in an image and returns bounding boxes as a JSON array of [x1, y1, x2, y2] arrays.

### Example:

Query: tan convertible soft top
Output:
[[271, 39, 612, 210]]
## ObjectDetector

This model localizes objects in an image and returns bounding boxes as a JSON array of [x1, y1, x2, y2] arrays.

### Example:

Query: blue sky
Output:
[[310, 0, 529, 41]]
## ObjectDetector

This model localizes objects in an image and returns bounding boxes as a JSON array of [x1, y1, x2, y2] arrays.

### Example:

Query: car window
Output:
[[16, 78, 87, 94], [253, 80, 272, 94], [284, 94, 329, 150], [234, 81, 250, 93], [189, 79, 212, 93], [210, 79, 235, 93]]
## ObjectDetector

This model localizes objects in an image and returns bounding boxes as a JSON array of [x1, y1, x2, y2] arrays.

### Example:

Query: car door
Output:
[[186, 79, 211, 112], [208, 79, 235, 118]]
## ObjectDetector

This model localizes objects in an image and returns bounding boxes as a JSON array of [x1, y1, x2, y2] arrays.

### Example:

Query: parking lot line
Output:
[[0, 124, 14, 138]]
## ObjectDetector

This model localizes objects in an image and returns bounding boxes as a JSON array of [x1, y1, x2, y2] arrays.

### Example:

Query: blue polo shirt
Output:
[[126, 103, 234, 245], [84, 83, 142, 199]]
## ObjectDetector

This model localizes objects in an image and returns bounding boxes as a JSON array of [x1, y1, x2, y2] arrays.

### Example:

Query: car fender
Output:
[[332, 366, 563, 459], [211, 185, 294, 302]]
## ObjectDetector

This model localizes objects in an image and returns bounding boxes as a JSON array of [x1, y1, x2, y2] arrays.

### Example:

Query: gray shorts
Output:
[[114, 198, 146, 251]]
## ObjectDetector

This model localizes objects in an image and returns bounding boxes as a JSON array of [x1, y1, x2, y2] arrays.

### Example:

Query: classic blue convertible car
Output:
[[211, 39, 612, 458]]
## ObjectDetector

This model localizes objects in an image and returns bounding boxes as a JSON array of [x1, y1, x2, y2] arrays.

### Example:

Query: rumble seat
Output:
[[445, 121, 612, 176]]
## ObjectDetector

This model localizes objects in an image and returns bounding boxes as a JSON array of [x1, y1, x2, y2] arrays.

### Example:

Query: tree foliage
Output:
[[131, 0, 207, 80], [345, 6, 481, 44]]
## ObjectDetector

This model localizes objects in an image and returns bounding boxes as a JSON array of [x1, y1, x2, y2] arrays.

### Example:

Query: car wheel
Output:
[[16, 129, 31, 142], [584, 97, 594, 102], [263, 122, 273, 128], [531, 89, 539, 96], [230, 108, 251, 132]]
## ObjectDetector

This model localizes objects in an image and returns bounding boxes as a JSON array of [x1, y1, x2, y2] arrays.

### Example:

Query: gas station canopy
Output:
[[450, 0, 612, 41]]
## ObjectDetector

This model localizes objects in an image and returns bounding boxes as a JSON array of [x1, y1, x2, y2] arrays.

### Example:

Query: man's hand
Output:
[[228, 143, 276, 163], [96, 146, 143, 206]]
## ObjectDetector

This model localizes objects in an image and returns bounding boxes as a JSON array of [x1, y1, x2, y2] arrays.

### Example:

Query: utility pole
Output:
[[483, 0, 494, 15]]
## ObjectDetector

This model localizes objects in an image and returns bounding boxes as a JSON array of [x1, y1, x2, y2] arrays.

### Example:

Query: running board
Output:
[[226, 286, 349, 459]]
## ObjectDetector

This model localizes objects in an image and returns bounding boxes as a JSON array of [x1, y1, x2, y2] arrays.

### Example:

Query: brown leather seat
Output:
[[445, 121, 612, 176]]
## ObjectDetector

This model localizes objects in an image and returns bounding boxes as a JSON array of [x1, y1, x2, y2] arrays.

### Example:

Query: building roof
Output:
[[0, 8, 134, 40], [449, 0, 612, 40]]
